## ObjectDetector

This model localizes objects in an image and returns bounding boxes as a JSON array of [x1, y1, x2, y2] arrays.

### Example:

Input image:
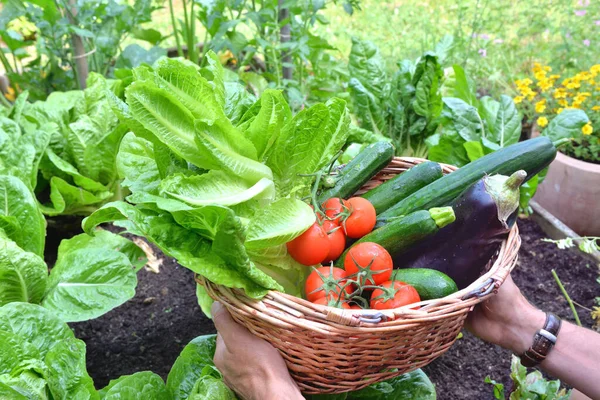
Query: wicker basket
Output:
[[197, 157, 521, 394]]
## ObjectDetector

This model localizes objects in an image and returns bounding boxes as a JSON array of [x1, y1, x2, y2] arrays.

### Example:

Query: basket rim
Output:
[[197, 156, 522, 328]]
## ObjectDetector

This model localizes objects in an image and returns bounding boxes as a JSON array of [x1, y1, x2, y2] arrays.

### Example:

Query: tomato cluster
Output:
[[287, 197, 420, 311], [287, 197, 377, 266]]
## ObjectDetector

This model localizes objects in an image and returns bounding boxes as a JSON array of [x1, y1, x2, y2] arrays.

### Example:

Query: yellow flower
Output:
[[582, 123, 593, 135], [534, 70, 547, 81], [567, 81, 581, 89], [573, 94, 588, 104], [4, 87, 15, 102], [592, 105, 600, 111], [558, 99, 568, 107], [537, 116, 548, 127], [533, 62, 543, 73], [572, 101, 582, 109], [543, 65, 552, 72], [577, 71, 592, 81], [538, 79, 553, 92], [515, 78, 532, 87], [513, 96, 524, 104], [549, 74, 561, 80], [535, 100, 546, 113], [591, 65, 600, 75], [557, 107, 564, 114], [553, 88, 567, 99]]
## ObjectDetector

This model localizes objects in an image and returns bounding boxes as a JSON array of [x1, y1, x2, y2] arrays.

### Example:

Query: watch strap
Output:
[[520, 312, 561, 368]]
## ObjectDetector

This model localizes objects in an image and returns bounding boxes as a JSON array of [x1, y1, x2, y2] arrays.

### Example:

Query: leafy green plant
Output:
[[82, 51, 351, 303], [0, 0, 164, 101], [346, 37, 448, 157], [485, 355, 570, 400], [1, 73, 129, 216], [170, 0, 360, 111]]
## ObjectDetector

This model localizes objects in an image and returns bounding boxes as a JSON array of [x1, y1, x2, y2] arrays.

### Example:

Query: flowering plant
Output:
[[514, 63, 599, 164]]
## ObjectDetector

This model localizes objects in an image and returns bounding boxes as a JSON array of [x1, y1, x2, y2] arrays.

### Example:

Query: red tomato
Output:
[[287, 223, 330, 266], [312, 295, 351, 309], [322, 220, 346, 262], [349, 304, 363, 310], [370, 281, 421, 310], [343, 242, 392, 286], [305, 266, 351, 302], [321, 198, 350, 225], [344, 197, 376, 238]]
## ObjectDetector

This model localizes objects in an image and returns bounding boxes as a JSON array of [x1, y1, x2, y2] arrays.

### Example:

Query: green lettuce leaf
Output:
[[542, 108, 590, 142], [0, 303, 75, 357], [0, 175, 46, 256], [161, 171, 275, 207], [100, 371, 169, 400], [0, 233, 47, 306], [42, 247, 137, 322], [188, 375, 237, 400], [0, 372, 47, 400], [44, 339, 99, 399], [167, 335, 218, 400], [487, 95, 521, 147], [245, 198, 315, 250]]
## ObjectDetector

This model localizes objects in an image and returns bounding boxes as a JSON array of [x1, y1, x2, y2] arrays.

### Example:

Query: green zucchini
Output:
[[318, 141, 394, 202], [391, 269, 458, 300], [377, 137, 557, 227], [362, 161, 443, 214], [336, 207, 455, 266]]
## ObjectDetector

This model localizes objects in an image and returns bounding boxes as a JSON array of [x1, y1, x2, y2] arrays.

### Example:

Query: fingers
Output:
[[211, 301, 252, 345]]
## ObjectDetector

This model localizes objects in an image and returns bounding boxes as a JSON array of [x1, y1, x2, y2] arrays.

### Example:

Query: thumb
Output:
[[211, 301, 248, 344]]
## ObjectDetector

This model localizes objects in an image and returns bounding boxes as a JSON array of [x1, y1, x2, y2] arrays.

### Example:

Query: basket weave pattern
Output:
[[198, 157, 522, 394]]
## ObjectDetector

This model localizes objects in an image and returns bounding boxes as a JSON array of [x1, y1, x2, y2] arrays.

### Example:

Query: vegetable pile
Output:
[[76, 51, 560, 314]]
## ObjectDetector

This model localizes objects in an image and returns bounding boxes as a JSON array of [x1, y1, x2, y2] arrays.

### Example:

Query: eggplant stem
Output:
[[504, 170, 527, 190], [551, 269, 582, 327]]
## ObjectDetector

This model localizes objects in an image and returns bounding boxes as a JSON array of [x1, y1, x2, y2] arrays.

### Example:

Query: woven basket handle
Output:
[[461, 277, 497, 300]]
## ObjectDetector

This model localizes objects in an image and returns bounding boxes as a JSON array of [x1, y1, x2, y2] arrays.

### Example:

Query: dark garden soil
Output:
[[67, 217, 599, 398]]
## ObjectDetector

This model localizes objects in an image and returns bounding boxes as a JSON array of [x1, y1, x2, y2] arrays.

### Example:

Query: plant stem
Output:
[[189, 0, 197, 63], [181, 0, 190, 59], [0, 49, 14, 74], [551, 269, 581, 327], [168, 0, 184, 58]]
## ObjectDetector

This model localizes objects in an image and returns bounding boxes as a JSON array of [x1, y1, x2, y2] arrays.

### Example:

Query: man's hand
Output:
[[212, 301, 304, 400], [465, 274, 545, 354]]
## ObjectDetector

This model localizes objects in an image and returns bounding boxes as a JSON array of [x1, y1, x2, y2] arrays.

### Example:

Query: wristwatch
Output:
[[520, 312, 562, 368]]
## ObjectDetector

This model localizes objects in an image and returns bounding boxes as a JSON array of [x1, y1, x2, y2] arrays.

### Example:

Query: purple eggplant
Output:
[[395, 170, 526, 289]]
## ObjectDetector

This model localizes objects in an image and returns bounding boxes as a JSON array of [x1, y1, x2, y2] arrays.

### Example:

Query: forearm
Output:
[[506, 307, 600, 399]]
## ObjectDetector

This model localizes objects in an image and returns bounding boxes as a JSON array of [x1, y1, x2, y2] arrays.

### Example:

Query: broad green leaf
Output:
[[426, 131, 469, 167], [154, 141, 190, 180], [451, 65, 477, 106], [253, 260, 310, 297], [463, 140, 485, 162], [478, 96, 500, 133], [348, 78, 387, 135], [519, 174, 539, 212], [44, 339, 99, 400], [317, 98, 351, 169], [246, 198, 315, 249], [44, 148, 109, 193], [167, 335, 217, 400], [224, 81, 256, 125], [170, 204, 236, 240], [433, 34, 454, 65], [348, 37, 388, 101], [441, 97, 484, 142], [116, 45, 167, 69], [195, 284, 214, 318], [41, 176, 112, 216], [101, 371, 169, 400], [188, 375, 237, 400], [0, 234, 47, 306], [194, 118, 272, 183], [0, 175, 45, 256], [412, 54, 443, 119], [488, 95, 521, 147], [0, 303, 75, 357], [126, 81, 206, 168], [83, 202, 278, 297], [117, 132, 161, 195], [57, 230, 146, 271], [0, 372, 47, 400], [200, 51, 226, 109], [244, 89, 291, 160], [42, 248, 137, 322], [266, 103, 331, 196], [161, 171, 275, 207], [542, 109, 590, 142], [347, 369, 436, 399], [150, 57, 224, 122], [0, 329, 41, 374]]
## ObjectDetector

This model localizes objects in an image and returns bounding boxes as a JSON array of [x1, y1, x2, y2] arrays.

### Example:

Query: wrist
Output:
[[263, 377, 303, 400], [503, 300, 546, 354]]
